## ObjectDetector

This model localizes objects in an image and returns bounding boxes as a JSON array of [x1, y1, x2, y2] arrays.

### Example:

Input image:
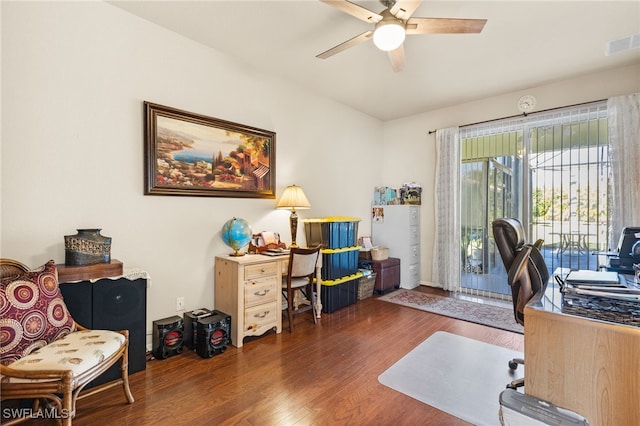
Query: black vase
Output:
[[64, 229, 112, 266]]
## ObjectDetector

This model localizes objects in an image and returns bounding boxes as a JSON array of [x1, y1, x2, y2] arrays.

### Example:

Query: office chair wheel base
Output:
[[508, 361, 519, 370]]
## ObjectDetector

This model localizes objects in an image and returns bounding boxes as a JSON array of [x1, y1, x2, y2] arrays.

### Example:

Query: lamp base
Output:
[[289, 210, 299, 248]]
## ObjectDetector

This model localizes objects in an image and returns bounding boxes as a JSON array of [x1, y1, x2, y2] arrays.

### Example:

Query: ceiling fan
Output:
[[317, 0, 487, 72]]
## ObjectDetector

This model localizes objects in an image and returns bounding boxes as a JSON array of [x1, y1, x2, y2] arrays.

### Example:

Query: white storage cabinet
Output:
[[371, 205, 420, 289]]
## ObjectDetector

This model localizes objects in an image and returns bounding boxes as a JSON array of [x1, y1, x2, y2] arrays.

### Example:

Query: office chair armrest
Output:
[[507, 245, 532, 287]]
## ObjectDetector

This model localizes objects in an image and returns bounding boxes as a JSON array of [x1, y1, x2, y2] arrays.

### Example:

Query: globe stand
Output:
[[229, 249, 245, 257]]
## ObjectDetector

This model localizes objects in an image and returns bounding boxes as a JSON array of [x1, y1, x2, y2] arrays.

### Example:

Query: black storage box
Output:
[[321, 274, 360, 313], [303, 217, 360, 248]]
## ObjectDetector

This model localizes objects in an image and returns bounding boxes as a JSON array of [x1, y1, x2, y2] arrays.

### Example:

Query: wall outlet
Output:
[[176, 297, 185, 311]]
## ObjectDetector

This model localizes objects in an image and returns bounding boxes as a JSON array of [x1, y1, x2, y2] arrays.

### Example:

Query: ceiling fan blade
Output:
[[406, 17, 487, 34], [390, 0, 422, 20], [316, 31, 374, 59], [387, 45, 405, 72], [320, 0, 382, 23]]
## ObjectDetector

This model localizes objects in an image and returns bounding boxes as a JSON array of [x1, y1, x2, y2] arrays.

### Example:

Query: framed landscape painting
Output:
[[144, 102, 276, 198]]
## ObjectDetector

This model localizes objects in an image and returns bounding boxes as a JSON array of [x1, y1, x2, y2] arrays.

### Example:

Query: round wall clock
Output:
[[517, 95, 537, 113]]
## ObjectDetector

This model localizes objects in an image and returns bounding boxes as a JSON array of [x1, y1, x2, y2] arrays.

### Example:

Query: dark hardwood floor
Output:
[[10, 287, 523, 425]]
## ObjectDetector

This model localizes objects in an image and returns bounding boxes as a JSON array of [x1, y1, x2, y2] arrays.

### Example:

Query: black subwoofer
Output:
[[152, 316, 184, 360], [60, 277, 147, 387], [196, 311, 231, 359], [93, 279, 147, 372]]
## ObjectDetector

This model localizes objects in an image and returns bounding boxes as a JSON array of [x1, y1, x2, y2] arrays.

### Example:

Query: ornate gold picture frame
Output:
[[144, 102, 275, 198]]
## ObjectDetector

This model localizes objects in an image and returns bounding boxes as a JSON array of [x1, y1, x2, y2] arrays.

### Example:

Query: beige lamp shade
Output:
[[276, 185, 311, 210], [276, 185, 310, 247]]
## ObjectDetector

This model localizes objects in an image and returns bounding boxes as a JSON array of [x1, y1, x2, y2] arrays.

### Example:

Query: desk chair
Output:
[[492, 219, 549, 389], [282, 247, 321, 332]]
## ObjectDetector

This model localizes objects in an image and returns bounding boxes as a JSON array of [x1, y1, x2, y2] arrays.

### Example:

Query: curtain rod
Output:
[[426, 98, 607, 136]]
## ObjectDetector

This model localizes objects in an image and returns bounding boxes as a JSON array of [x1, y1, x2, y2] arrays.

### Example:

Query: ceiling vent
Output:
[[606, 33, 640, 56]]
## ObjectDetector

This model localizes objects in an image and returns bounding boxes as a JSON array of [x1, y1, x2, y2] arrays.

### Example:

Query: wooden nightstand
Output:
[[214, 255, 283, 347]]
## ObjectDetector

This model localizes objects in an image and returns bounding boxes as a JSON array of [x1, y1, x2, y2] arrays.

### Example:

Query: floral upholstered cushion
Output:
[[0, 260, 76, 365], [2, 330, 125, 383]]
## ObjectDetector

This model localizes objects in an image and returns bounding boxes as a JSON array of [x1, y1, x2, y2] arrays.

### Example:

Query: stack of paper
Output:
[[565, 270, 640, 301], [565, 270, 623, 286]]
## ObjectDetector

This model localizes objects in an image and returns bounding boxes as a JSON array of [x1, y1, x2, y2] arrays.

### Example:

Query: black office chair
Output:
[[492, 218, 550, 389]]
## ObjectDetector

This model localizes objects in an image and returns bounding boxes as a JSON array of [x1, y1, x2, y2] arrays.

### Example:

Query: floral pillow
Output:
[[0, 260, 76, 365]]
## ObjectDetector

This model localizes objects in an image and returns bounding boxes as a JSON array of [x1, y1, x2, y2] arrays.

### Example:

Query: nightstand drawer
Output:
[[245, 262, 278, 280], [244, 277, 278, 307], [244, 301, 277, 334]]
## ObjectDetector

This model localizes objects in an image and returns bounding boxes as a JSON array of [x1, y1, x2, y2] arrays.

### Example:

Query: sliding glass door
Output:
[[461, 130, 522, 295], [459, 102, 610, 298]]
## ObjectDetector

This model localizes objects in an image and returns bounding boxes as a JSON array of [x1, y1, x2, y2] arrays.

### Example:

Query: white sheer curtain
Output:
[[607, 93, 640, 245], [432, 127, 461, 291]]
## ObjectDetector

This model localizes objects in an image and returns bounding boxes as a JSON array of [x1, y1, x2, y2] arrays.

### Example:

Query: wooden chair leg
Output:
[[62, 386, 73, 426], [120, 349, 135, 403], [307, 283, 318, 324], [281, 292, 287, 331], [287, 288, 295, 332]]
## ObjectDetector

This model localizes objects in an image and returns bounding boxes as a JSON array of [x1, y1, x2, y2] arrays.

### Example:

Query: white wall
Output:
[[1, 1, 382, 347], [381, 64, 640, 286]]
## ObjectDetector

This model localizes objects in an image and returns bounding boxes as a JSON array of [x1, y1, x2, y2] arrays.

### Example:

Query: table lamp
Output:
[[276, 184, 311, 247]]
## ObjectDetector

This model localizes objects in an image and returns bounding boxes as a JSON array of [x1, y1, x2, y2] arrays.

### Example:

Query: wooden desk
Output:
[[524, 270, 640, 425]]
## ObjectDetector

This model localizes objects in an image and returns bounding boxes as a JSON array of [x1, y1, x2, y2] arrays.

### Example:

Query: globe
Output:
[[221, 217, 252, 256]]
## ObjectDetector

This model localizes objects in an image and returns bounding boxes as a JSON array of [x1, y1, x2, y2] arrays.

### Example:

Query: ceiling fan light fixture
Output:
[[373, 21, 405, 51]]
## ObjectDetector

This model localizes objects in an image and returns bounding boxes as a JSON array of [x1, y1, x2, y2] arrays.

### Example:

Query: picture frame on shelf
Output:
[[144, 102, 276, 198]]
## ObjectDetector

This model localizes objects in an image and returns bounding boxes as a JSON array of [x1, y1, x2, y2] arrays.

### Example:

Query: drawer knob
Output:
[[254, 289, 270, 296], [261, 268, 266, 273], [255, 311, 270, 318]]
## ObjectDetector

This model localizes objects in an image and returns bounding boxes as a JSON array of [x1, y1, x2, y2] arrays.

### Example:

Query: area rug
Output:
[[378, 331, 524, 426], [378, 289, 523, 334]]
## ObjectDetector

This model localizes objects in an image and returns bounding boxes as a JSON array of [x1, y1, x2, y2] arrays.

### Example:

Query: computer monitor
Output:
[[607, 227, 640, 273], [616, 227, 640, 259]]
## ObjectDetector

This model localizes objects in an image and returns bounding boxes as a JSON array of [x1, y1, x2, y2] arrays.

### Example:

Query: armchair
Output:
[[0, 259, 134, 425]]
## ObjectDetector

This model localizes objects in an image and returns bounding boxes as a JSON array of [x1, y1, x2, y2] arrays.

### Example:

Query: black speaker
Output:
[[59, 281, 92, 328], [152, 316, 184, 360], [183, 308, 213, 350], [196, 311, 231, 359], [60, 277, 147, 388], [93, 278, 147, 375]]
